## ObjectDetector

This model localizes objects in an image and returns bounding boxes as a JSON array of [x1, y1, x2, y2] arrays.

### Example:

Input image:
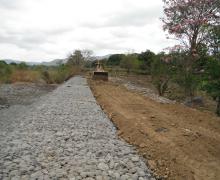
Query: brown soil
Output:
[[89, 79, 220, 180]]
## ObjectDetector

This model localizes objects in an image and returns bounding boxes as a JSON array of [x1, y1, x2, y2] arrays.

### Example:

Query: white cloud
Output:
[[0, 0, 176, 62]]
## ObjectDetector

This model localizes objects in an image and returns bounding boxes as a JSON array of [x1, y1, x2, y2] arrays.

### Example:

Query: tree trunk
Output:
[[216, 97, 220, 116]]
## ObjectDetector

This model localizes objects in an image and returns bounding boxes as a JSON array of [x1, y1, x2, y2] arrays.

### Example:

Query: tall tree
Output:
[[138, 50, 155, 70], [207, 25, 220, 57], [120, 54, 139, 74], [203, 58, 220, 116], [162, 0, 220, 53], [82, 49, 94, 62], [203, 25, 220, 116], [162, 0, 220, 97], [107, 54, 125, 66]]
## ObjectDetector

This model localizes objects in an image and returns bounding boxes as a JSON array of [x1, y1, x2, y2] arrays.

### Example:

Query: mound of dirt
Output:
[[90, 80, 220, 180]]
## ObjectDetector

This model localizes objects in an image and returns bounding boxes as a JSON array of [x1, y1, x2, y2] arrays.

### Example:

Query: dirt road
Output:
[[90, 79, 220, 180]]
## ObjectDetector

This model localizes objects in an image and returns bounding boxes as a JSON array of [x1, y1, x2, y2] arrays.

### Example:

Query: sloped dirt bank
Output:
[[89, 79, 220, 180]]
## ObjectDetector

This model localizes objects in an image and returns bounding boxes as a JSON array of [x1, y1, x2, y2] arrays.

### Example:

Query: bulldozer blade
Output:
[[93, 72, 108, 81]]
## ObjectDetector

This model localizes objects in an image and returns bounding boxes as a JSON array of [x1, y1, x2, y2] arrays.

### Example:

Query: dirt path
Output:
[[90, 80, 220, 180]]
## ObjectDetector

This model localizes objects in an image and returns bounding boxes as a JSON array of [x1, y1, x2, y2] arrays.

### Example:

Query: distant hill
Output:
[[1, 54, 112, 66], [41, 59, 67, 66], [2, 59, 40, 66], [95, 54, 112, 60], [1, 59, 66, 66]]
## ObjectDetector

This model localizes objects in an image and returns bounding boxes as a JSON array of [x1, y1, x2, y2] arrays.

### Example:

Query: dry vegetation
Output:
[[0, 61, 79, 85], [10, 70, 42, 83]]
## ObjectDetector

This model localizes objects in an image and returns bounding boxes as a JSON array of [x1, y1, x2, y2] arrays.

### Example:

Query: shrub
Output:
[[202, 58, 220, 116], [151, 55, 174, 96], [0, 61, 12, 83], [10, 70, 41, 83], [120, 54, 140, 74], [41, 65, 77, 84]]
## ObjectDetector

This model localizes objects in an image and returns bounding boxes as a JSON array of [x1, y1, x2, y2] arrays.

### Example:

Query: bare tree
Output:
[[82, 49, 94, 61], [67, 50, 84, 66]]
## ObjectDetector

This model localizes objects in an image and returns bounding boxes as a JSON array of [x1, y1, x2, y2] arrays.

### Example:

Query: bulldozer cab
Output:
[[93, 61, 108, 81]]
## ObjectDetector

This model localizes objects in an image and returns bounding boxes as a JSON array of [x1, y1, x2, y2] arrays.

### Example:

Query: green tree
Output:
[[203, 58, 220, 116], [151, 54, 174, 96], [207, 25, 220, 58], [170, 50, 200, 98], [162, 0, 220, 98], [202, 25, 220, 116], [120, 54, 139, 74], [138, 50, 155, 70], [17, 62, 28, 70], [0, 61, 12, 83], [107, 54, 125, 66]]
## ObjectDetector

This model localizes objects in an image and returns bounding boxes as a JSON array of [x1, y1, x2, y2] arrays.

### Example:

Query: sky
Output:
[[0, 0, 176, 62]]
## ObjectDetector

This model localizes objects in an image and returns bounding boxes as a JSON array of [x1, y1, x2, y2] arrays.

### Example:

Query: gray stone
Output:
[[69, 178, 76, 180], [131, 156, 140, 162], [30, 171, 43, 179], [113, 172, 120, 179], [121, 174, 129, 180], [97, 163, 109, 171], [132, 173, 139, 180], [20, 175, 30, 180], [109, 160, 114, 169], [85, 178, 95, 180], [11, 176, 20, 180], [138, 170, 146, 177], [129, 168, 137, 174]]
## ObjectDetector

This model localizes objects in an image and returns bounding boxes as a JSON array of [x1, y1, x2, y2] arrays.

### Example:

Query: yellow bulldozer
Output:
[[93, 61, 108, 81]]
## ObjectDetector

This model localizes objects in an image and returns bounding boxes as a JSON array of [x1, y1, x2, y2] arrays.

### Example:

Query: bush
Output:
[[151, 55, 174, 96], [120, 54, 140, 74], [138, 50, 156, 70], [107, 54, 125, 66], [0, 61, 12, 83], [41, 65, 76, 84], [202, 58, 220, 116], [10, 70, 41, 83], [17, 62, 28, 70]]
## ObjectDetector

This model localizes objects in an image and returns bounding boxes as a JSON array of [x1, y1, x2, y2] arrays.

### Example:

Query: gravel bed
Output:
[[0, 83, 56, 109], [111, 77, 175, 104], [0, 76, 154, 180]]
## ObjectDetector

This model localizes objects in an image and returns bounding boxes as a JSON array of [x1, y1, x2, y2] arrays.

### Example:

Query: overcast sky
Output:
[[0, 0, 176, 62]]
